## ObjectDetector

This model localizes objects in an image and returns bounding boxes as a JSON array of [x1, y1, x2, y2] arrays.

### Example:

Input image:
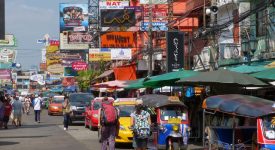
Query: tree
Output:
[[76, 70, 99, 92]]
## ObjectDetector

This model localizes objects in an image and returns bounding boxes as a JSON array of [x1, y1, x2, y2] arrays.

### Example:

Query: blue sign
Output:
[[140, 22, 168, 31]]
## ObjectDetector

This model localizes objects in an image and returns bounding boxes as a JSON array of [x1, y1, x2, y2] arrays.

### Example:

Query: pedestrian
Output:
[[0, 96, 5, 129], [19, 95, 25, 114], [11, 95, 23, 127], [25, 96, 31, 115], [3, 98, 12, 129], [98, 96, 119, 150], [62, 96, 71, 131], [130, 100, 151, 150], [33, 94, 42, 123]]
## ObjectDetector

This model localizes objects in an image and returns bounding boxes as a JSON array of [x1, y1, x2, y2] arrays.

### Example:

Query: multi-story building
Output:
[[16, 70, 31, 94]]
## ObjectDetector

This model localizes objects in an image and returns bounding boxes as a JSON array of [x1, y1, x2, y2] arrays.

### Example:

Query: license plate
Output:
[[168, 118, 181, 124]]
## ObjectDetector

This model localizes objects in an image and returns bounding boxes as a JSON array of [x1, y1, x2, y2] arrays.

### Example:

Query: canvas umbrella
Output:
[[124, 78, 147, 89], [228, 65, 267, 74], [177, 69, 268, 87], [251, 68, 275, 81], [143, 69, 200, 88], [92, 80, 130, 89]]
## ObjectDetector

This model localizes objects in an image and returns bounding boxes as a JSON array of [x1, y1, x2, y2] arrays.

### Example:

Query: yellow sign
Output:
[[89, 48, 111, 61], [168, 96, 180, 102], [46, 45, 59, 53], [47, 64, 64, 74], [168, 118, 181, 124]]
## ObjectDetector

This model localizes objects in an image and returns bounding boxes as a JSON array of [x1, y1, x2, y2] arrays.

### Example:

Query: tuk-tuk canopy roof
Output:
[[203, 94, 275, 118], [140, 94, 186, 108]]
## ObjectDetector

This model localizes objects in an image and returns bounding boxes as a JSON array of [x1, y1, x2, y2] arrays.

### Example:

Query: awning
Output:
[[95, 70, 114, 80], [227, 65, 267, 74], [251, 68, 275, 81]]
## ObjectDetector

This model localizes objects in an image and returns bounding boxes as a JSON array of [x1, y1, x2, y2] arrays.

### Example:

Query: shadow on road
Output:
[[115, 143, 133, 149], [0, 135, 51, 139], [19, 124, 57, 129], [0, 141, 20, 146]]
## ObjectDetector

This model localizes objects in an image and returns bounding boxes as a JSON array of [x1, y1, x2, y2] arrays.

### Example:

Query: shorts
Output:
[[3, 116, 9, 122], [133, 136, 148, 148]]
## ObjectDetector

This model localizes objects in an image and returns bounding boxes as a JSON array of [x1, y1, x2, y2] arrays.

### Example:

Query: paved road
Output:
[[0, 108, 203, 150]]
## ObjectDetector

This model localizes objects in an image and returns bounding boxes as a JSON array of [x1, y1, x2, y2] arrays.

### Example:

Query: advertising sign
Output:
[[101, 9, 136, 27], [41, 48, 46, 63], [89, 48, 111, 62], [143, 7, 167, 18], [60, 32, 89, 50], [166, 31, 184, 72], [0, 69, 11, 80], [40, 63, 47, 71], [64, 67, 78, 76], [111, 48, 132, 60], [101, 32, 135, 48], [62, 77, 75, 87], [67, 32, 93, 44], [0, 47, 16, 63], [46, 45, 59, 53], [72, 61, 88, 71], [140, 22, 168, 31], [59, 3, 89, 32], [0, 35, 16, 46], [140, 0, 167, 4], [49, 40, 60, 46], [99, 1, 129, 9], [47, 64, 64, 74]]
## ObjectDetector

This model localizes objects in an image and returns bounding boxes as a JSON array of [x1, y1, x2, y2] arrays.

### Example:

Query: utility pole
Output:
[[147, 0, 153, 76], [0, 0, 5, 40], [203, 0, 206, 30], [167, 0, 173, 30]]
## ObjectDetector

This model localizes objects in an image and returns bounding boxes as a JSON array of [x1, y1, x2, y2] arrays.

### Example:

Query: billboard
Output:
[[64, 67, 78, 76], [67, 31, 93, 44], [60, 32, 89, 50], [111, 48, 132, 60], [59, 3, 89, 32], [0, 69, 11, 80], [0, 47, 16, 63], [89, 48, 111, 62], [99, 1, 129, 9], [101, 9, 136, 27], [166, 31, 184, 72], [61, 53, 84, 67], [140, 0, 167, 4], [140, 22, 168, 31], [101, 32, 135, 48], [47, 64, 64, 74], [72, 61, 88, 71]]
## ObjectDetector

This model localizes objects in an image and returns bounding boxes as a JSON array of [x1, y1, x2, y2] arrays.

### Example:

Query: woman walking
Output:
[[62, 96, 71, 131], [3, 98, 12, 129], [24, 96, 31, 115]]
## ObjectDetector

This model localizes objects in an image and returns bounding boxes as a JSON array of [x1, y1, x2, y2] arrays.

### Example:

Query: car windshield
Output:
[[93, 102, 101, 110], [52, 97, 64, 103], [160, 107, 187, 121], [117, 105, 135, 117], [262, 115, 275, 140], [69, 94, 93, 105]]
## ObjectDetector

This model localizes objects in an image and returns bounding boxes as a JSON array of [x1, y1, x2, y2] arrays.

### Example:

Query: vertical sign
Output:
[[166, 31, 184, 72], [0, 0, 5, 39]]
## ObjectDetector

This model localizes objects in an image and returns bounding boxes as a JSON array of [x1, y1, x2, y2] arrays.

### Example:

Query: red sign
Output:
[[62, 77, 75, 86], [50, 40, 60, 46], [72, 61, 88, 71]]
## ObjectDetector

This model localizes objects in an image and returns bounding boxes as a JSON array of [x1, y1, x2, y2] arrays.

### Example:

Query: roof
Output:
[[95, 70, 114, 80]]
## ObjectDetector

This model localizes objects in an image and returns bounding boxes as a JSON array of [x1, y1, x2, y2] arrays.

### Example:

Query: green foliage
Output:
[[76, 70, 100, 92]]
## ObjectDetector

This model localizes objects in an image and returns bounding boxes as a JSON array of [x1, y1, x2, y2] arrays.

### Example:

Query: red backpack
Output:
[[101, 101, 118, 125]]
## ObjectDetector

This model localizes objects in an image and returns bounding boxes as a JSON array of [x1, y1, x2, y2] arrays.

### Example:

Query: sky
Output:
[[5, 0, 87, 69]]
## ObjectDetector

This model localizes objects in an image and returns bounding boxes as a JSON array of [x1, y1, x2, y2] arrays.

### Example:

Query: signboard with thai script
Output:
[[67, 32, 93, 44], [0, 35, 16, 46], [47, 64, 64, 74], [101, 9, 136, 27], [89, 48, 111, 62], [166, 31, 184, 72], [0, 69, 11, 80], [140, 0, 167, 4], [143, 7, 167, 18], [111, 48, 132, 60], [59, 3, 89, 32], [60, 32, 89, 50], [101, 32, 135, 48], [0, 47, 16, 63], [99, 1, 129, 9], [72, 61, 88, 71], [140, 22, 168, 31]]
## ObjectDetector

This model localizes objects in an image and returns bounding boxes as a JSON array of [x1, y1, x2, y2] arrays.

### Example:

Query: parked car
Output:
[[113, 98, 138, 144], [84, 97, 114, 130], [69, 93, 93, 124], [48, 95, 65, 116]]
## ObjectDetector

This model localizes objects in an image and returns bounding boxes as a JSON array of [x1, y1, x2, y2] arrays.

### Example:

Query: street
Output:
[[0, 108, 204, 150]]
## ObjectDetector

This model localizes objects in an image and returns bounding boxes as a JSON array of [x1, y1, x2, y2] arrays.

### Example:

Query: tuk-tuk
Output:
[[202, 94, 275, 150], [140, 94, 189, 150]]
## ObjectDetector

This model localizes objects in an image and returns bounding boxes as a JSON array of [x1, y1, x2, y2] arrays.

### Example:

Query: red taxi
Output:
[[84, 97, 114, 130]]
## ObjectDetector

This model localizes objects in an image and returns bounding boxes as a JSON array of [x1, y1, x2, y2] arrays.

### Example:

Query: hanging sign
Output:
[[99, 1, 129, 9], [72, 61, 88, 71]]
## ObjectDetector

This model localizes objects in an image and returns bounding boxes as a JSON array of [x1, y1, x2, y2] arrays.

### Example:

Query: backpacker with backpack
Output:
[[133, 110, 150, 139], [100, 100, 118, 126]]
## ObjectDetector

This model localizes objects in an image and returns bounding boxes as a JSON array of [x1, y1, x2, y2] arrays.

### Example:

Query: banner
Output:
[[140, 0, 167, 4], [166, 31, 184, 72], [72, 61, 88, 71], [60, 32, 89, 50], [113, 64, 136, 80], [0, 69, 11, 80], [101, 32, 135, 48], [59, 3, 89, 32], [64, 67, 78, 76], [67, 31, 93, 44], [99, 1, 129, 9], [0, 35, 16, 46], [101, 9, 136, 27], [89, 48, 111, 62], [0, 47, 16, 63], [111, 48, 132, 60], [140, 22, 168, 31]]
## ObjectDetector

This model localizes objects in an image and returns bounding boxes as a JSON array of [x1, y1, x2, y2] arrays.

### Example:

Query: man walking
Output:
[[98, 96, 118, 150], [33, 94, 42, 123], [11, 96, 23, 127]]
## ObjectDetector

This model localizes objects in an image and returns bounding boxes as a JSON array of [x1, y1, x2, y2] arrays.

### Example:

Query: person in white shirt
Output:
[[33, 94, 42, 123]]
